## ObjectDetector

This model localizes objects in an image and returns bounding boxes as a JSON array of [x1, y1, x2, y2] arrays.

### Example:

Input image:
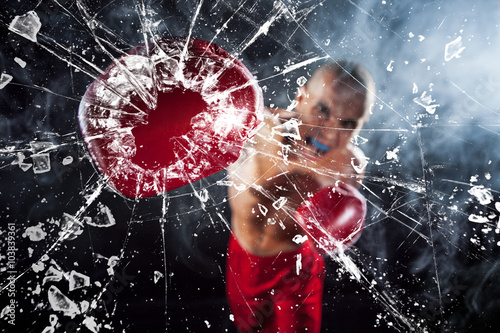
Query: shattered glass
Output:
[[1, 0, 500, 332]]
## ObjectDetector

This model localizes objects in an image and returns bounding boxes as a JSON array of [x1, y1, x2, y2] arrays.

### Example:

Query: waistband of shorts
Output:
[[229, 233, 313, 264]]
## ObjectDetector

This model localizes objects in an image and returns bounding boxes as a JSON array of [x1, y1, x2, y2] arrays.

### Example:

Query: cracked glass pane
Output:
[[1, 1, 499, 332]]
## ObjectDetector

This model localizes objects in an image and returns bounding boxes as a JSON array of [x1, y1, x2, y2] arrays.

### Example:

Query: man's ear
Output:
[[295, 85, 307, 104]]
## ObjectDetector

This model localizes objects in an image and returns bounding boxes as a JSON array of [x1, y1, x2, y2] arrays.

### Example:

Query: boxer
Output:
[[226, 61, 375, 332]]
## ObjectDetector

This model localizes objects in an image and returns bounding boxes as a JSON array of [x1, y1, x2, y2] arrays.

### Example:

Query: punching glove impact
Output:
[[79, 37, 263, 198], [295, 183, 367, 255]]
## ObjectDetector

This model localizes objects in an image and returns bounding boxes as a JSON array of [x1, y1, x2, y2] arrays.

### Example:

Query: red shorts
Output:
[[226, 235, 325, 333]]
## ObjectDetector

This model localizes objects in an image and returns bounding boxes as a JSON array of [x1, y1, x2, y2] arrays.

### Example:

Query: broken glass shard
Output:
[[272, 197, 287, 210], [258, 203, 268, 216], [33, 284, 41, 295], [468, 186, 493, 205], [32, 153, 51, 174], [80, 300, 90, 313], [216, 180, 233, 187], [444, 36, 466, 61], [296, 76, 307, 86], [86, 204, 116, 228], [0, 305, 11, 319], [107, 255, 120, 275], [68, 270, 91, 291], [386, 60, 394, 72], [47, 285, 80, 318], [14, 57, 27, 68], [11, 152, 25, 165], [43, 266, 63, 285], [272, 118, 301, 141], [62, 156, 73, 165], [32, 261, 45, 272], [59, 213, 84, 241], [49, 314, 58, 326], [0, 73, 13, 89], [83, 316, 100, 333], [22, 223, 47, 241], [413, 91, 439, 114], [292, 234, 308, 245], [153, 271, 164, 284], [468, 214, 489, 223], [19, 162, 33, 172], [8, 11, 42, 43]]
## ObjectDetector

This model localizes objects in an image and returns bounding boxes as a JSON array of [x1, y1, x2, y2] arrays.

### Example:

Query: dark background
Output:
[[1, 0, 500, 332]]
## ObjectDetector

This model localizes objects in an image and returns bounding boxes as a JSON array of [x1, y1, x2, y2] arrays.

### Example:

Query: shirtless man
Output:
[[226, 61, 375, 333]]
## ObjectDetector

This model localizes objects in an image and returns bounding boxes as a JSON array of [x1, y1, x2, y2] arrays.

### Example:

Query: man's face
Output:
[[293, 72, 368, 161]]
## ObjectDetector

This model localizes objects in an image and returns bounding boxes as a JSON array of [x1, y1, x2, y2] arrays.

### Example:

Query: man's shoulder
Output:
[[350, 144, 366, 162]]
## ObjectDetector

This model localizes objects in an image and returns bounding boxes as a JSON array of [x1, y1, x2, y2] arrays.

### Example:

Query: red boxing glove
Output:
[[294, 183, 366, 255], [79, 37, 263, 198]]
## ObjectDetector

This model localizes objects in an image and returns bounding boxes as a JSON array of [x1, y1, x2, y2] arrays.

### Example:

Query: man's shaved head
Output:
[[307, 60, 376, 120], [291, 60, 375, 155]]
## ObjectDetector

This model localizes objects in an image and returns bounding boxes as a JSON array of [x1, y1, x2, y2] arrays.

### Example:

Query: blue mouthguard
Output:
[[309, 137, 330, 152]]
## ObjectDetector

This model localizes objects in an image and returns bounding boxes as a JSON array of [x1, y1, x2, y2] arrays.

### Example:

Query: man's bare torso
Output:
[[227, 110, 365, 256]]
